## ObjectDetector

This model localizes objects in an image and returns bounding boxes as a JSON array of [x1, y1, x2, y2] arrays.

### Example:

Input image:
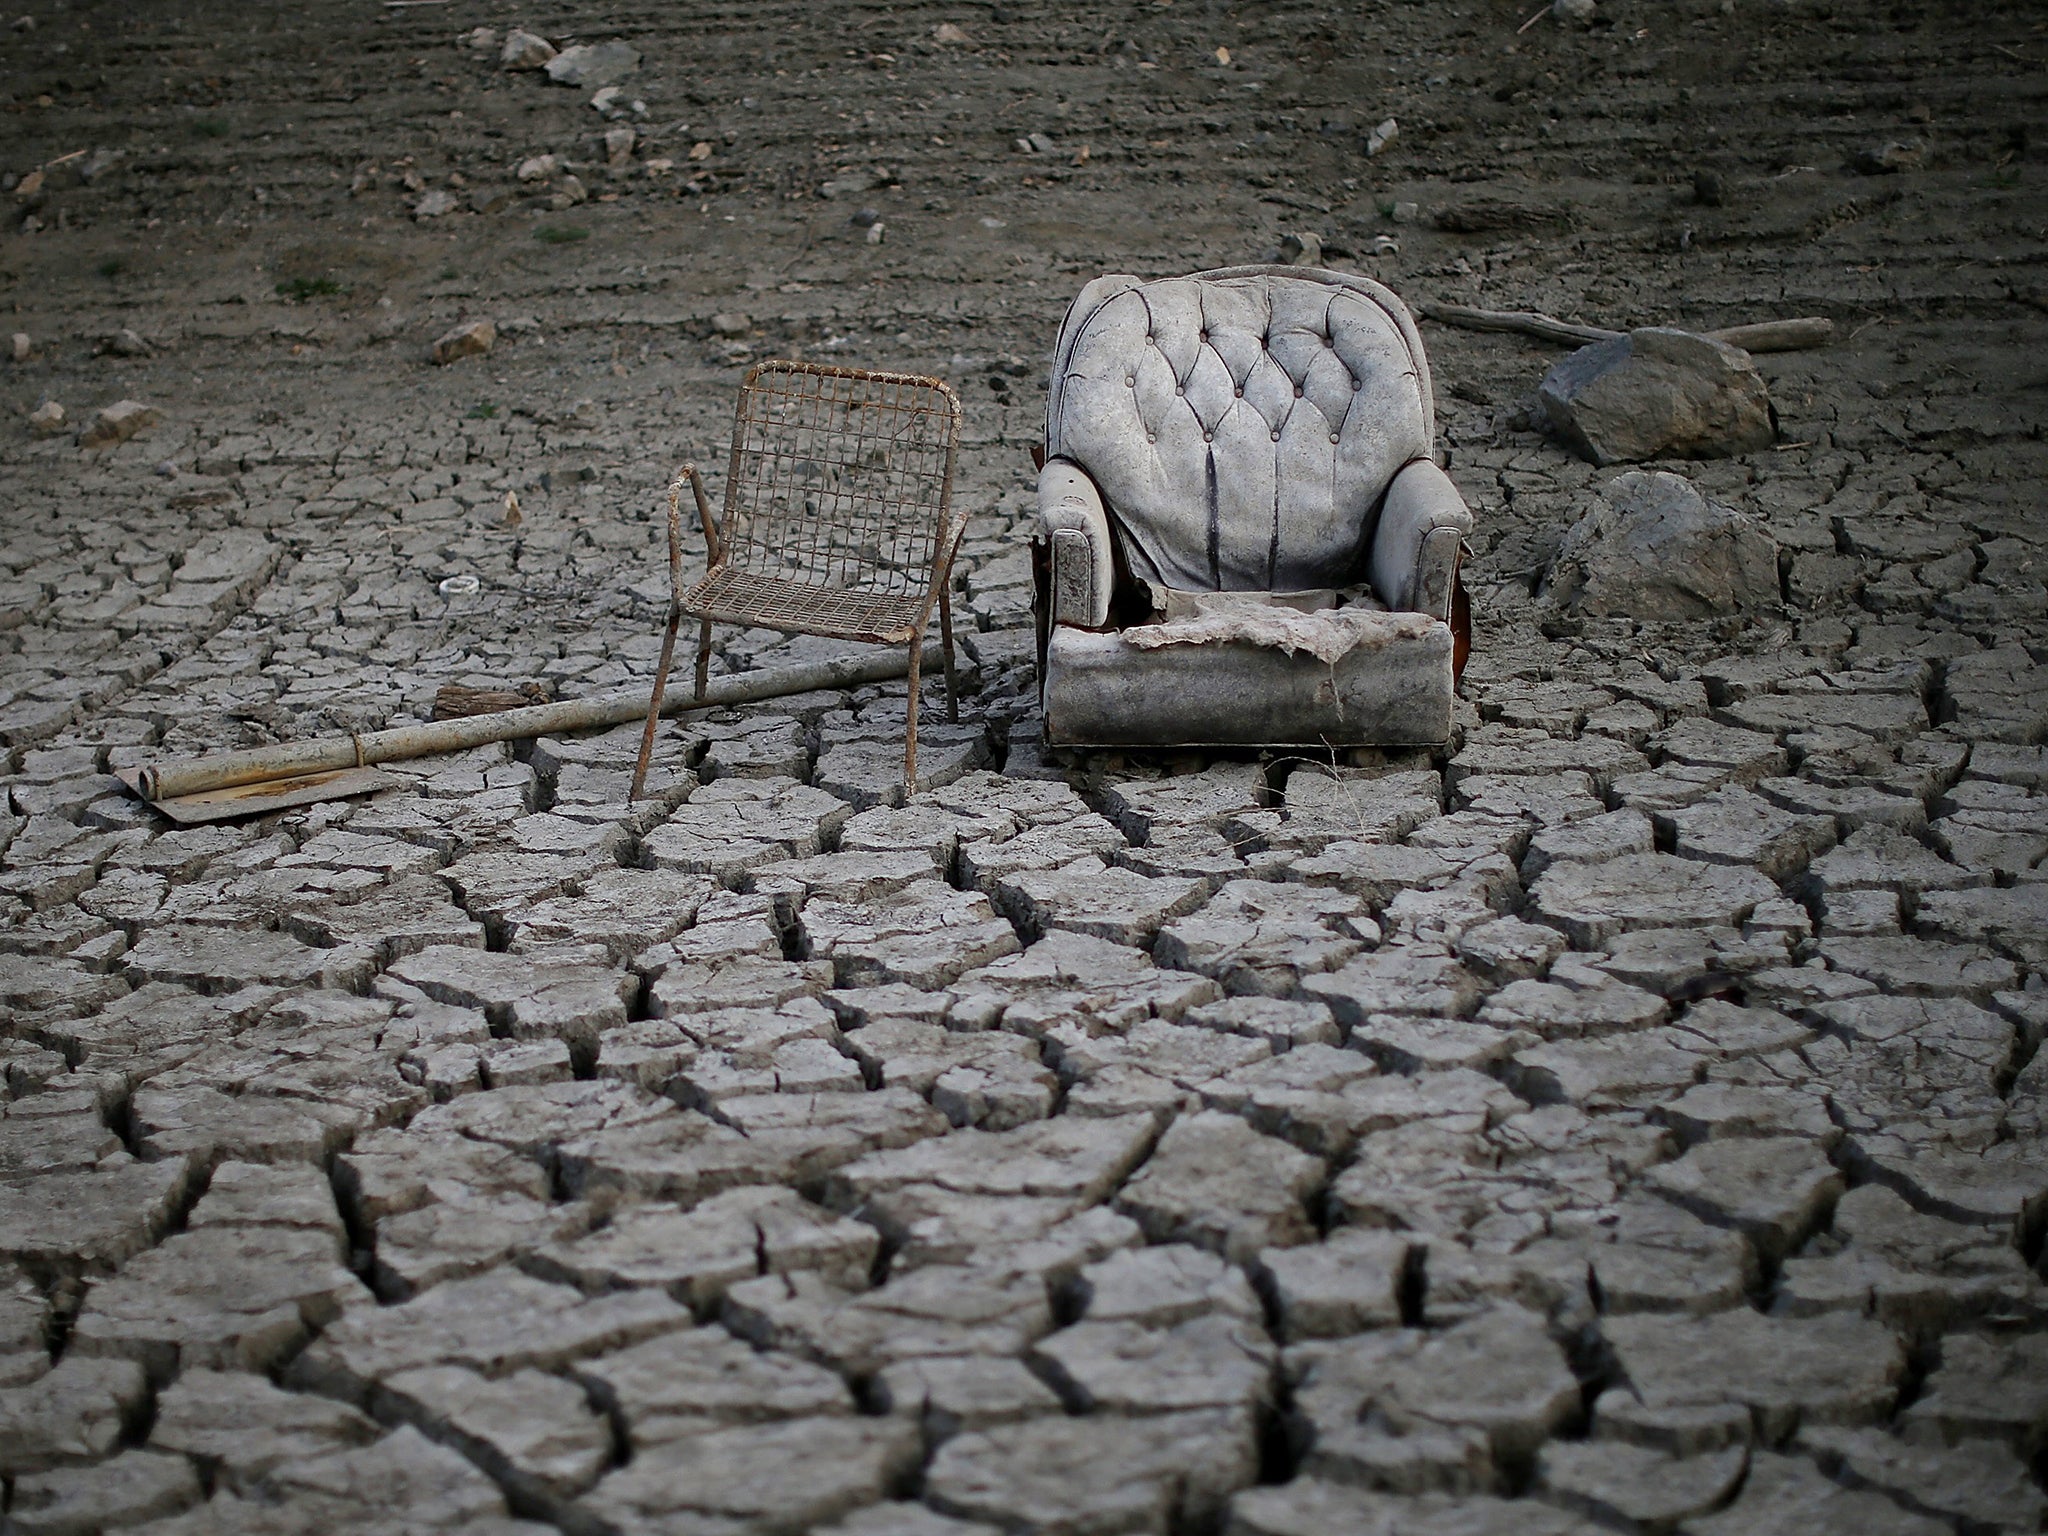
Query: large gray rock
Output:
[[1537, 327, 1775, 464], [1544, 472, 1780, 619]]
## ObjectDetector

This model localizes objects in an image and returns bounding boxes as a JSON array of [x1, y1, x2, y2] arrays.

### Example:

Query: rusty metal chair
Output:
[[632, 360, 965, 800]]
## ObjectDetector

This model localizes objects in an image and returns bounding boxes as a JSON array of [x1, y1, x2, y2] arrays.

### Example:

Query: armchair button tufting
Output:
[[1147, 432, 1156, 443], [1199, 329, 1209, 341], [1233, 387, 1243, 397], [1329, 433, 1341, 444], [1203, 431, 1213, 443], [1270, 429, 1281, 442], [1293, 385, 1303, 398], [1323, 335, 1334, 348], [1126, 376, 1136, 387], [1175, 385, 1185, 396], [1351, 377, 1361, 391]]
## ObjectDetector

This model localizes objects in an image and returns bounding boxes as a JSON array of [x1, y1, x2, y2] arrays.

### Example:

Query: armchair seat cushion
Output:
[[1126, 592, 1420, 666], [1043, 616, 1454, 748]]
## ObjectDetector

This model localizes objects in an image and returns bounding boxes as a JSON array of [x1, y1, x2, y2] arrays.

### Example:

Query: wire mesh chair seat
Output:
[[680, 567, 928, 644], [633, 360, 966, 800]]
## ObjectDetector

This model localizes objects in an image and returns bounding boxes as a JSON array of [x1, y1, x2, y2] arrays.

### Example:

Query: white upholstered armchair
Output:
[[1034, 265, 1471, 748]]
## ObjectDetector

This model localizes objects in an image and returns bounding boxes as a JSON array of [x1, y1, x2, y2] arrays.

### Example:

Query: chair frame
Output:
[[632, 360, 966, 801]]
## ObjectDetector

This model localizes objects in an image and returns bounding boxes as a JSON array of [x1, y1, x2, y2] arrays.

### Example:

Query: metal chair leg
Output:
[[940, 587, 958, 724], [632, 472, 691, 804], [904, 637, 923, 794], [693, 619, 713, 702], [631, 604, 680, 804]]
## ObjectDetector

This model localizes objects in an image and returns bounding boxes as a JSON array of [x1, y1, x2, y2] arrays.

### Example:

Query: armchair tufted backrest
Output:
[[1045, 266, 1435, 594]]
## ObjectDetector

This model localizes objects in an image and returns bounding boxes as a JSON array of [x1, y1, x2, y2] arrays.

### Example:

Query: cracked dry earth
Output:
[[2, 0, 2046, 1533]]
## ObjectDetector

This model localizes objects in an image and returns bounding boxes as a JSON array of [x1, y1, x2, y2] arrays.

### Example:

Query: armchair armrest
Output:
[[1371, 457, 1473, 620], [1037, 457, 1114, 628]]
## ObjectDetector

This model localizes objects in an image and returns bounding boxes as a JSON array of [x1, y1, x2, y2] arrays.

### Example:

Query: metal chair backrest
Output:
[[717, 360, 963, 600]]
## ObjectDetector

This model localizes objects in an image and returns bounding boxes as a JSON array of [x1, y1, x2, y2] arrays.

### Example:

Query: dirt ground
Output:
[[1, 1, 2046, 1533]]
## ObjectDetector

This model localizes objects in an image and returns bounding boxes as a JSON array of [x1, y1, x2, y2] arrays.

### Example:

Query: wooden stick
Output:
[[1416, 301, 1836, 353], [1417, 303, 1616, 346], [1706, 317, 1837, 352], [127, 646, 952, 804]]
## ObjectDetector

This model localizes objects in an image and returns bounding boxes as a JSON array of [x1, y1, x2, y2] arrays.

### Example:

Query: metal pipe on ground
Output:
[[130, 644, 949, 803]]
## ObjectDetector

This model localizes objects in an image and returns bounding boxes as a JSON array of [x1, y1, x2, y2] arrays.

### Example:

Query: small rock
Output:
[[100, 328, 152, 358], [1694, 169, 1727, 206], [603, 127, 636, 167], [549, 175, 588, 209], [710, 312, 751, 336], [1537, 327, 1776, 464], [431, 321, 495, 366], [1543, 471, 1779, 619], [9, 332, 28, 361], [934, 22, 971, 43], [516, 154, 558, 183], [412, 190, 459, 220], [545, 41, 641, 89], [26, 400, 64, 437], [1552, 0, 1596, 21], [1854, 138, 1927, 174], [590, 85, 625, 114], [1366, 117, 1398, 156], [1277, 231, 1323, 266], [463, 26, 498, 50], [76, 399, 161, 450], [501, 28, 556, 70]]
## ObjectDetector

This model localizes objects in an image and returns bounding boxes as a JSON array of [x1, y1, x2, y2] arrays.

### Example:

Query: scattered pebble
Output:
[[430, 320, 495, 366], [1552, 0, 1596, 22], [1855, 138, 1927, 174], [437, 573, 481, 596], [1276, 230, 1323, 266], [710, 313, 751, 336], [500, 28, 556, 71], [545, 42, 641, 90], [76, 399, 161, 450], [1366, 117, 1398, 156], [99, 328, 153, 358], [26, 399, 65, 436], [516, 154, 558, 184], [603, 128, 636, 168], [412, 190, 459, 220], [1694, 169, 1727, 207], [10, 332, 29, 362]]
